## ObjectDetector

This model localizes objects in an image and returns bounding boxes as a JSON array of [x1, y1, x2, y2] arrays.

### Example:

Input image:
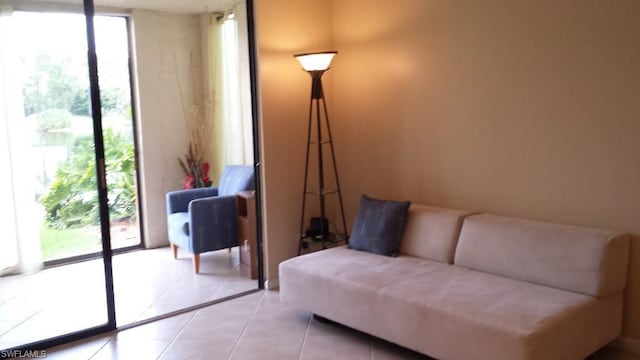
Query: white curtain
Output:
[[0, 8, 43, 275], [207, 3, 254, 181]]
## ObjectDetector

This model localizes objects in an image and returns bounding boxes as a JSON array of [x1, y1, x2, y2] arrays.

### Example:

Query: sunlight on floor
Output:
[[0, 247, 256, 349]]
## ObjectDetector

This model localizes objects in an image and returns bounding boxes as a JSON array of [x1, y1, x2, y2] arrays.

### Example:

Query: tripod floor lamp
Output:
[[294, 51, 348, 255]]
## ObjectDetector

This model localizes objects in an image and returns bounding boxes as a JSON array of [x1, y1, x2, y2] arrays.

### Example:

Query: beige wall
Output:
[[254, 0, 332, 287], [132, 9, 203, 248], [255, 0, 640, 341], [331, 0, 640, 341]]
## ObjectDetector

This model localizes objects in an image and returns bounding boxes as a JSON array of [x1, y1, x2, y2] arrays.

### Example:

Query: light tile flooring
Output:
[[0, 247, 255, 350], [39, 290, 640, 360]]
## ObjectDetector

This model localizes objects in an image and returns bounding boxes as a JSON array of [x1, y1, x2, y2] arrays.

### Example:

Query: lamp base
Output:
[[305, 217, 329, 239]]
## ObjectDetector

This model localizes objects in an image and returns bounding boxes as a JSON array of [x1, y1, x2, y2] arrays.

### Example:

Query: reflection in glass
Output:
[[112, 3, 257, 326]]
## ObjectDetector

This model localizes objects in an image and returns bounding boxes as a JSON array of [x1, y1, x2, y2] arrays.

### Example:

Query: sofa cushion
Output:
[[348, 195, 411, 256], [399, 205, 473, 264], [454, 214, 630, 297], [377, 266, 622, 360], [279, 246, 448, 329]]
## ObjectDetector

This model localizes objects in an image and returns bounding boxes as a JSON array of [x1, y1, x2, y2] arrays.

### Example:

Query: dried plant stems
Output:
[[173, 52, 213, 167]]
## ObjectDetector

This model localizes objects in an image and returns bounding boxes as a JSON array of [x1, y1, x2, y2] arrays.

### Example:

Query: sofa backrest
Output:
[[399, 205, 473, 264], [454, 214, 630, 298]]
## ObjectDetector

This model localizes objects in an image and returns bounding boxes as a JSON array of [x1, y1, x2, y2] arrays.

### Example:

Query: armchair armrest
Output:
[[166, 187, 219, 214], [188, 195, 239, 253]]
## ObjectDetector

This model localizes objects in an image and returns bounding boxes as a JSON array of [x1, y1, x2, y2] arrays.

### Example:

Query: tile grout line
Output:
[[140, 255, 191, 321], [0, 293, 19, 307], [87, 335, 116, 360], [89, 310, 197, 360], [0, 310, 41, 340], [153, 311, 197, 360], [225, 290, 266, 360], [210, 258, 236, 300], [297, 312, 313, 360]]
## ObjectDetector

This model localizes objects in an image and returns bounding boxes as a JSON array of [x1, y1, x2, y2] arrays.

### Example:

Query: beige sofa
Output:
[[279, 205, 631, 360]]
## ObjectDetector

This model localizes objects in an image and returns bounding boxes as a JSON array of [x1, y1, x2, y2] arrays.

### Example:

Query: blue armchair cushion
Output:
[[348, 195, 411, 256], [170, 213, 189, 236], [167, 212, 191, 250]]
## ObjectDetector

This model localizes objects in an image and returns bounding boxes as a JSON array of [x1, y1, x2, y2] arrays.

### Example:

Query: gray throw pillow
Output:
[[348, 195, 411, 256]]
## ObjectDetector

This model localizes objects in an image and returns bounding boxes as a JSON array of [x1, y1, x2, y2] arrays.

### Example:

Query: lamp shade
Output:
[[294, 51, 337, 72]]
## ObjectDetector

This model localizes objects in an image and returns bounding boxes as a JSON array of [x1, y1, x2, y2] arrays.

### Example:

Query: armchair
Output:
[[166, 165, 255, 273]]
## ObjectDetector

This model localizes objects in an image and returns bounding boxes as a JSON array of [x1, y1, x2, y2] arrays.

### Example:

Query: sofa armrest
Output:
[[166, 187, 219, 214]]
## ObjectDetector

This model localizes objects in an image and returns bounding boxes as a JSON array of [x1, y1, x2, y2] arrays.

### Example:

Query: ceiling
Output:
[[94, 0, 241, 13], [15, 0, 242, 13]]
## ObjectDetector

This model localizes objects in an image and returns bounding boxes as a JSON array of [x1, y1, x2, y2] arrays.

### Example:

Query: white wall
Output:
[[131, 9, 203, 248]]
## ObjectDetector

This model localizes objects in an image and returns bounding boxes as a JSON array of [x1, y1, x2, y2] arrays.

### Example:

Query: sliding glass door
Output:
[[14, 13, 139, 266], [0, 1, 115, 351], [1, 0, 264, 352]]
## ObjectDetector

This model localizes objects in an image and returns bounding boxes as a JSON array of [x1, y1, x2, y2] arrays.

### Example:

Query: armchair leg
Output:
[[228, 248, 231, 254], [170, 243, 178, 259], [193, 253, 200, 274]]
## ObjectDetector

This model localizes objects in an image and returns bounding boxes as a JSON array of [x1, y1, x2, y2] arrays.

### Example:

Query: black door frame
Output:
[[246, 0, 265, 290], [84, 0, 117, 331]]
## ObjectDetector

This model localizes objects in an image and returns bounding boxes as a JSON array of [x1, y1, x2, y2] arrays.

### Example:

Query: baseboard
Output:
[[265, 278, 279, 290], [611, 336, 640, 354]]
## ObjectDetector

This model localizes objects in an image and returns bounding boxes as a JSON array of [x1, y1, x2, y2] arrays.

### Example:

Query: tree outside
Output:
[[16, 13, 137, 261]]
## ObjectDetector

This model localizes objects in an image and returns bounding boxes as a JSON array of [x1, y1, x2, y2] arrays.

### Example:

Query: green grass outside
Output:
[[40, 226, 102, 261]]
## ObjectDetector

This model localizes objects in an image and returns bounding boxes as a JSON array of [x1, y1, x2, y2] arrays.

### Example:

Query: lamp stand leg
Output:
[[297, 71, 349, 255]]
